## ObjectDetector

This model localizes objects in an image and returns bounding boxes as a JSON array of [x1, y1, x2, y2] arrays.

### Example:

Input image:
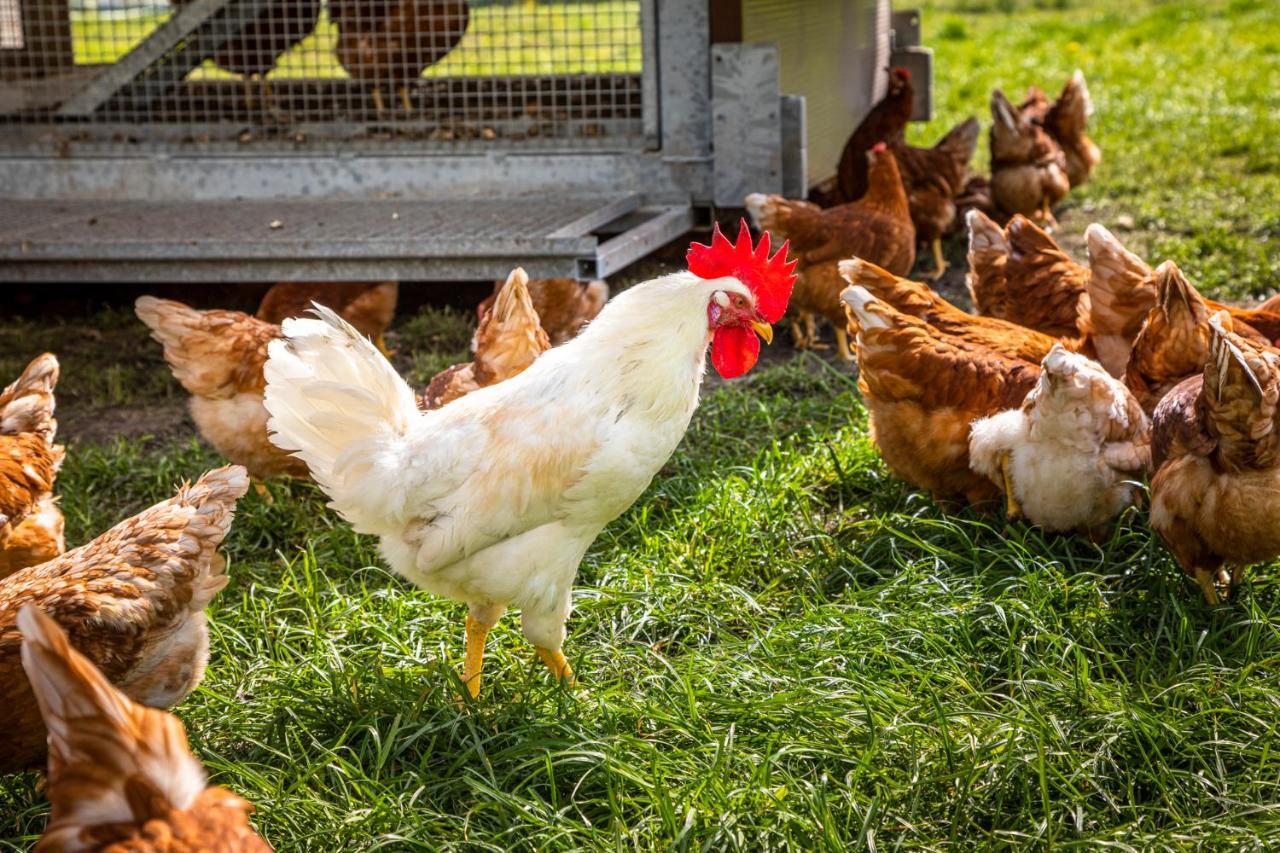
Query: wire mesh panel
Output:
[[0, 0, 649, 153]]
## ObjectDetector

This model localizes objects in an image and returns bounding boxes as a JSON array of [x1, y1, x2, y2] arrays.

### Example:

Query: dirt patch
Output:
[[60, 401, 191, 446]]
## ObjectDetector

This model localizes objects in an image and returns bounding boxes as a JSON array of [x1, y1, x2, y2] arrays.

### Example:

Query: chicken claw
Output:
[[375, 333, 395, 358], [834, 327, 854, 362], [1000, 452, 1021, 521], [537, 647, 576, 687]]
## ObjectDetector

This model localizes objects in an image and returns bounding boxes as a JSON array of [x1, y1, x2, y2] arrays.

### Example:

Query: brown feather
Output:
[[0, 466, 248, 773]]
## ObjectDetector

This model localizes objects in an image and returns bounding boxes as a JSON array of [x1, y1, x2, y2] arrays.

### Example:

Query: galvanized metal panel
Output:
[[658, 0, 711, 158], [742, 0, 889, 189], [711, 42, 781, 207]]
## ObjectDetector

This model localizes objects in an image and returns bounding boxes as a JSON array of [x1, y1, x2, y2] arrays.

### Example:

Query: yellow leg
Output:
[[374, 333, 395, 358], [242, 76, 256, 110], [834, 326, 853, 362], [461, 615, 491, 699], [1000, 453, 1021, 521], [805, 313, 818, 347], [251, 477, 274, 504], [371, 86, 387, 116], [399, 84, 413, 115], [536, 646, 575, 687], [788, 316, 807, 348], [1195, 568, 1220, 605], [927, 238, 949, 281]]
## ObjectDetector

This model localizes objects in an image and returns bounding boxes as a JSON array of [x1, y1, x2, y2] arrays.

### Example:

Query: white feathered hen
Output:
[[969, 345, 1151, 535], [262, 223, 795, 697]]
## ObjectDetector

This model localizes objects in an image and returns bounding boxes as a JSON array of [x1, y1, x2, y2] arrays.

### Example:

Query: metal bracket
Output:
[[890, 10, 932, 123], [780, 95, 807, 200], [57, 0, 274, 117]]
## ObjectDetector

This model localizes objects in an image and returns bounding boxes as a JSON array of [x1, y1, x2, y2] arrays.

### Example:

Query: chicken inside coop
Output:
[[331, 0, 471, 117]]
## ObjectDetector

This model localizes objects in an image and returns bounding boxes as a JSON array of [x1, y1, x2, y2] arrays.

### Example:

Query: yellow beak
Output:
[[750, 318, 774, 345]]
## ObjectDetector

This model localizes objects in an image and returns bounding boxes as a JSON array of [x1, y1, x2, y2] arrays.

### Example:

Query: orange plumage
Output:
[[475, 276, 607, 347], [841, 285, 1041, 506], [0, 354, 64, 579], [0, 466, 248, 773], [989, 89, 1070, 225], [136, 297, 307, 481], [966, 212, 1091, 340], [256, 282, 398, 354], [747, 146, 916, 358], [1150, 313, 1280, 603], [888, 116, 980, 280], [840, 257, 1078, 364], [422, 268, 551, 409], [19, 606, 270, 852]]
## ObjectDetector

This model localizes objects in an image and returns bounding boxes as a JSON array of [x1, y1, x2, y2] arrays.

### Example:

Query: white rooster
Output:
[[262, 222, 795, 698]]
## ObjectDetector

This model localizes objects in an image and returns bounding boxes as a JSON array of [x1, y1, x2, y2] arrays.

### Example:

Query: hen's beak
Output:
[[750, 318, 774, 345]]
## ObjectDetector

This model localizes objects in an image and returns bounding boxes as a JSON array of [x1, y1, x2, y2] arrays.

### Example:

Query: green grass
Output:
[[4, 0, 1280, 848], [72, 2, 642, 78]]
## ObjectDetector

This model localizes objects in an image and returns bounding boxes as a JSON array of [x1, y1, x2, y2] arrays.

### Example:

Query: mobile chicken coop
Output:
[[0, 0, 930, 282]]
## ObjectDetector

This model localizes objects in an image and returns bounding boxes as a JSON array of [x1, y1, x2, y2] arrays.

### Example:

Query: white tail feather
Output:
[[263, 305, 418, 527]]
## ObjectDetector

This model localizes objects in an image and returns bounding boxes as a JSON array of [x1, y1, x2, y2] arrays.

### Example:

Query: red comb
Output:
[[686, 219, 797, 323], [871, 141, 887, 153], [893, 67, 911, 79]]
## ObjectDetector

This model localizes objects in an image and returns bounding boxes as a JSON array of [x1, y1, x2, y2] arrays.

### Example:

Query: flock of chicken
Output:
[[745, 67, 1280, 608], [0, 66, 1276, 848], [178, 0, 471, 115]]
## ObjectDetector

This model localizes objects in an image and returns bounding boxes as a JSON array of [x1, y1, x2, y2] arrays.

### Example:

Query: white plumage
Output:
[[263, 271, 758, 694]]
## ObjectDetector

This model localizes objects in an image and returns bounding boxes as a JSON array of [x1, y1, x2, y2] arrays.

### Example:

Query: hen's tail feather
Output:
[[168, 465, 249, 612], [18, 606, 208, 833], [263, 305, 418, 521], [0, 354, 58, 442]]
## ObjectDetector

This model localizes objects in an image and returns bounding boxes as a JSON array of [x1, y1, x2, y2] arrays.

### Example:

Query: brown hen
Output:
[[476, 276, 607, 346], [332, 0, 471, 115], [136, 297, 307, 482], [747, 145, 915, 358], [990, 89, 1070, 226], [1084, 226, 1280, 377], [841, 285, 1041, 506], [19, 606, 271, 852], [422, 267, 550, 410], [966, 212, 1091, 340], [257, 281, 398, 355], [839, 257, 1078, 364], [0, 354, 64, 579], [825, 67, 915, 206], [1020, 71, 1100, 188], [1125, 262, 1270, 414], [0, 466, 249, 773], [1151, 313, 1280, 603], [888, 116, 980, 279]]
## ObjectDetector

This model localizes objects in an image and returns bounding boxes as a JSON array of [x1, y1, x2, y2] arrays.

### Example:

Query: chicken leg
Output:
[[461, 613, 493, 699], [834, 326, 853, 362], [926, 238, 949, 281], [1195, 568, 1220, 606], [536, 647, 575, 687], [374, 334, 395, 358], [399, 84, 413, 115], [1000, 452, 1021, 520], [371, 86, 387, 117]]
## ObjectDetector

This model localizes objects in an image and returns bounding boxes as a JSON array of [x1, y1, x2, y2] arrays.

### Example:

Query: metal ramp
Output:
[[0, 196, 693, 283]]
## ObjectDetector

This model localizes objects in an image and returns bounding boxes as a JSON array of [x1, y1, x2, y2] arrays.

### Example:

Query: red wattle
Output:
[[711, 325, 760, 379]]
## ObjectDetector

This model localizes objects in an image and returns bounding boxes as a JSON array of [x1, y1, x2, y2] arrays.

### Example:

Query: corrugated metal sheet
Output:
[[742, 0, 888, 188]]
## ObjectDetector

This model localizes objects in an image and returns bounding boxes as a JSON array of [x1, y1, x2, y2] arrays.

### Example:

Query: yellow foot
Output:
[[371, 86, 387, 117], [536, 647, 576, 687], [399, 84, 413, 115], [1000, 453, 1021, 521], [926, 238, 949, 281], [1195, 568, 1221, 606], [834, 327, 854, 362], [252, 478, 274, 504], [375, 334, 396, 359]]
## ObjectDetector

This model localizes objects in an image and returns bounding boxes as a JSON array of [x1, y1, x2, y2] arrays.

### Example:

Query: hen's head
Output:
[[888, 67, 912, 98], [687, 220, 797, 379]]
